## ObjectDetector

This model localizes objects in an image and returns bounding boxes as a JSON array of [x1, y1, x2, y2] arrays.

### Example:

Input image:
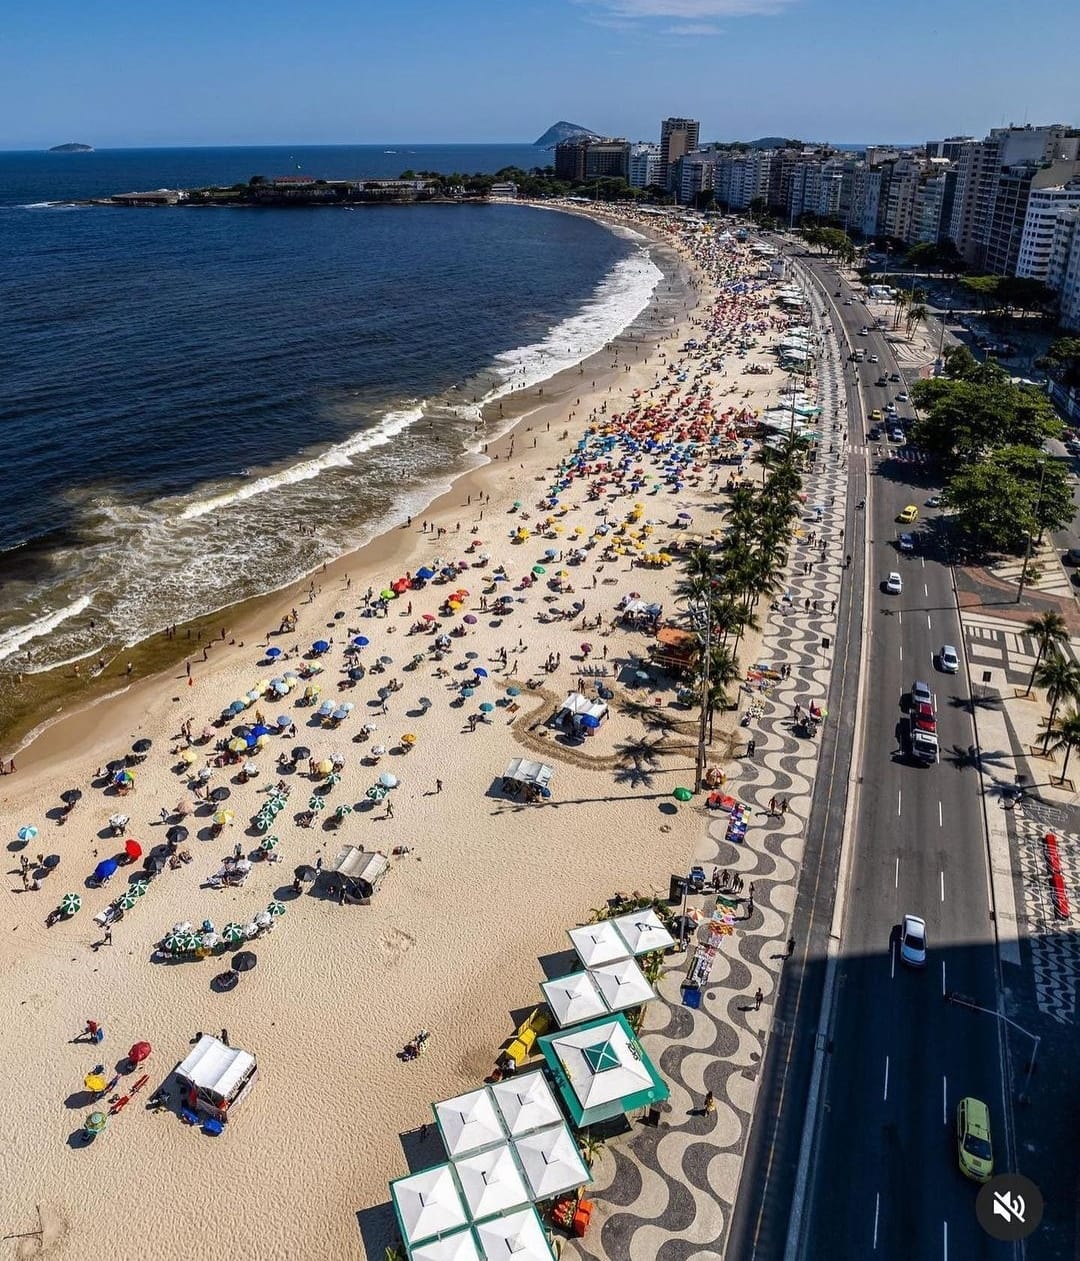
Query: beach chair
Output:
[[202, 1117, 225, 1137], [180, 1107, 200, 1126]]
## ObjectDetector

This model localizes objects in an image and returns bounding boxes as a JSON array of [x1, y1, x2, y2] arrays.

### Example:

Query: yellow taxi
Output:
[[956, 1097, 993, 1182], [897, 505, 919, 524], [870, 409, 883, 421]]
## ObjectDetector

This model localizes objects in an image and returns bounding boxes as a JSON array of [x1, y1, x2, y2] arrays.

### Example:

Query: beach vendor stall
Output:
[[499, 758, 554, 801], [552, 692, 608, 737], [174, 1034, 257, 1121], [320, 845, 389, 902]]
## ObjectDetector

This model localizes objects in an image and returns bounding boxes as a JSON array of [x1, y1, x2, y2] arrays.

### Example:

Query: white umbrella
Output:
[[390, 1164, 468, 1247], [409, 1230, 481, 1261], [434, 1088, 503, 1157], [567, 922, 629, 968], [512, 1122, 591, 1200], [540, 971, 606, 1028], [473, 1207, 554, 1261], [452, 1143, 530, 1220], [490, 1072, 562, 1137], [610, 907, 675, 956], [588, 957, 656, 1013]]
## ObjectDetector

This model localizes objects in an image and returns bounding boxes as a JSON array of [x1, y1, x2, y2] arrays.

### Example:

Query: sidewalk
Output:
[[564, 277, 850, 1261]]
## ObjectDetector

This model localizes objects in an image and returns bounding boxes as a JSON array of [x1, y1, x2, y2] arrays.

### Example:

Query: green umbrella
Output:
[[325, 772, 341, 786], [179, 931, 203, 953], [116, 891, 139, 911], [308, 795, 325, 812], [260, 835, 279, 851], [129, 879, 149, 898], [532, 565, 546, 575], [380, 588, 394, 600], [60, 892, 81, 916], [222, 922, 245, 944], [85, 1111, 108, 1135], [335, 803, 353, 818], [267, 901, 286, 918], [673, 787, 693, 802], [163, 931, 187, 953]]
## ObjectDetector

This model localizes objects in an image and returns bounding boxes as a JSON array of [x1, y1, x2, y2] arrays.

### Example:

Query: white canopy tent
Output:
[[541, 970, 607, 1027], [409, 1230, 482, 1261], [610, 908, 675, 955], [567, 921, 628, 969], [589, 958, 656, 1013], [452, 1144, 531, 1221], [473, 1207, 555, 1261], [545, 1018, 657, 1118], [435, 1089, 505, 1158], [512, 1123, 590, 1201], [390, 1164, 469, 1248], [489, 1072, 563, 1138]]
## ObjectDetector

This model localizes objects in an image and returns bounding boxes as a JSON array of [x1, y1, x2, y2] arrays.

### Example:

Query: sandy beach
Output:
[[0, 210, 804, 1259]]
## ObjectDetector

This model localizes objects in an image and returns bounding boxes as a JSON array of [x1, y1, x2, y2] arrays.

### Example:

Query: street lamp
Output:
[[945, 991, 1041, 1103], [1016, 455, 1049, 603], [680, 594, 713, 794]]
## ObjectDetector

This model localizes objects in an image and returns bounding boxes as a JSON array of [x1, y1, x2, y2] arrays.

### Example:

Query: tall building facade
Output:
[[658, 117, 700, 192], [1046, 207, 1080, 330], [554, 138, 631, 183], [1015, 176, 1080, 279], [628, 143, 661, 189]]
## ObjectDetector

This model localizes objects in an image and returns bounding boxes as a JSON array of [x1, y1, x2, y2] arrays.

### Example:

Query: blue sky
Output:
[[2, 0, 1076, 148]]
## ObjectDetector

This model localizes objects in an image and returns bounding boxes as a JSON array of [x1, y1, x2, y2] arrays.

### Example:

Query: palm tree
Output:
[[906, 301, 928, 337], [578, 1130, 606, 1169], [1034, 652, 1080, 754], [1045, 706, 1080, 784], [1025, 610, 1069, 696]]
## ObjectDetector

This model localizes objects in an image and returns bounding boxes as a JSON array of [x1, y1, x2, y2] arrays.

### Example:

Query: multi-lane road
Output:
[[728, 244, 1020, 1261], [797, 265, 1014, 1260]]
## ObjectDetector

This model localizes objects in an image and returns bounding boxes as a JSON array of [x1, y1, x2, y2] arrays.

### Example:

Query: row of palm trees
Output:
[[1025, 610, 1080, 782]]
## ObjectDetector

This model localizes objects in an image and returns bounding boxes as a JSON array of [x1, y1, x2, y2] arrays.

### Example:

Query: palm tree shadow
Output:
[[943, 744, 1013, 772]]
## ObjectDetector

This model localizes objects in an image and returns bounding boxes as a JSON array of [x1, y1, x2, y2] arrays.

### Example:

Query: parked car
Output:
[[889, 371, 901, 382], [897, 505, 919, 523], [925, 495, 942, 508], [1063, 548, 1080, 566]]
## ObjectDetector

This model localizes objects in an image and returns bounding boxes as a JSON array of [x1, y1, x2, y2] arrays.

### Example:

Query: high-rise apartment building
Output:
[[658, 118, 700, 192], [628, 143, 661, 189], [1046, 207, 1080, 330], [1015, 175, 1080, 280], [676, 151, 716, 205], [554, 138, 631, 183]]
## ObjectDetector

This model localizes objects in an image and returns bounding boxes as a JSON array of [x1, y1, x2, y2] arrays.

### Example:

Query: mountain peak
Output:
[[533, 121, 599, 148]]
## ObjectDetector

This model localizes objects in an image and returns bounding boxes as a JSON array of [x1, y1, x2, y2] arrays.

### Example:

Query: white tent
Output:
[[453, 1144, 530, 1221], [391, 1163, 468, 1247], [567, 921, 628, 969], [513, 1123, 590, 1201], [541, 971, 606, 1028], [610, 908, 675, 956], [589, 957, 656, 1013], [409, 1230, 482, 1261], [474, 1206, 555, 1261], [547, 1018, 656, 1115], [555, 692, 608, 722], [490, 1072, 562, 1138], [435, 1088, 504, 1158]]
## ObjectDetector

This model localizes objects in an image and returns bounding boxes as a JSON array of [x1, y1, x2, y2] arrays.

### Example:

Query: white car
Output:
[[859, 327, 870, 336], [886, 571, 903, 594], [896, 391, 909, 402], [940, 644, 960, 673], [843, 298, 854, 305], [869, 354, 879, 363], [900, 914, 927, 967]]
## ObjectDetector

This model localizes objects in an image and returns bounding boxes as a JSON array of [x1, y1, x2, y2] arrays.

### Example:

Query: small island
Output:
[[49, 142, 94, 153]]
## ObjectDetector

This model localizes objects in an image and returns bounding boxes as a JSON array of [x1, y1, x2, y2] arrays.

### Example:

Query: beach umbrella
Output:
[[255, 910, 273, 929], [276, 715, 292, 729], [60, 893, 81, 916], [266, 645, 282, 660], [124, 838, 142, 862], [531, 566, 546, 576], [17, 825, 38, 843], [61, 787, 84, 804], [242, 922, 260, 939], [93, 858, 118, 883], [228, 737, 247, 753], [42, 853, 60, 871], [260, 835, 279, 851], [479, 702, 495, 713], [267, 901, 286, 918], [197, 767, 213, 781], [417, 696, 432, 709], [473, 667, 488, 678], [462, 687, 475, 699], [416, 566, 435, 580], [325, 772, 341, 787], [84, 1073, 107, 1094], [370, 745, 387, 757], [401, 733, 417, 746], [116, 890, 139, 911], [234, 950, 257, 972], [166, 825, 189, 844], [463, 614, 478, 625], [293, 746, 311, 761], [673, 787, 693, 802], [308, 795, 326, 812], [222, 922, 245, 944], [243, 760, 259, 777], [180, 748, 198, 765], [378, 655, 394, 665], [379, 589, 394, 601], [213, 809, 234, 827], [129, 879, 148, 898], [378, 772, 398, 788], [312, 640, 330, 654], [128, 1041, 152, 1065], [179, 931, 202, 953], [163, 931, 186, 953], [316, 758, 334, 776], [233, 858, 252, 873], [201, 931, 221, 950], [318, 700, 335, 717], [229, 700, 246, 714], [132, 739, 152, 755], [335, 803, 353, 818], [84, 1111, 108, 1135], [352, 636, 369, 648], [507, 686, 521, 697], [332, 707, 349, 721]]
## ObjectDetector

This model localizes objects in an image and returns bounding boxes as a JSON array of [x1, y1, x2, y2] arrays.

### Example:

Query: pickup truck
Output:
[[909, 721, 939, 764]]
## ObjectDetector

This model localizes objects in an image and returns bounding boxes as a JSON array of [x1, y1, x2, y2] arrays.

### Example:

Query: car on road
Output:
[[843, 298, 853, 305], [899, 914, 927, 966], [869, 354, 879, 363], [889, 371, 901, 382], [889, 427, 905, 442], [925, 495, 942, 507], [912, 700, 936, 732], [870, 409, 883, 421], [898, 532, 915, 552], [896, 391, 910, 402], [876, 376, 889, 386], [885, 571, 903, 594], [897, 505, 919, 523], [858, 327, 869, 335], [911, 679, 933, 708], [957, 1098, 994, 1182], [1063, 548, 1080, 566], [939, 644, 959, 673]]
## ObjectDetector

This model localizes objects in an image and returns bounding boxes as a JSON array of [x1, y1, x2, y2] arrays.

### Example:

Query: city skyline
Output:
[[2, 0, 1077, 149]]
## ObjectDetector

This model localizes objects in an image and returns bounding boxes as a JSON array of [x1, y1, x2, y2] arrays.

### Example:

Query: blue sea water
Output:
[[0, 146, 666, 673]]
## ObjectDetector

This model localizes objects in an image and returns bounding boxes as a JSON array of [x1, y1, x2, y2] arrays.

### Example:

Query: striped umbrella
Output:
[[254, 910, 273, 929], [116, 890, 139, 911], [325, 772, 341, 786], [163, 931, 187, 953], [129, 879, 149, 898], [179, 931, 203, 953], [260, 835, 279, 851], [222, 922, 245, 944], [308, 795, 325, 812], [18, 824, 39, 843], [60, 893, 82, 916], [85, 1111, 108, 1135], [267, 901, 286, 918], [334, 803, 352, 818]]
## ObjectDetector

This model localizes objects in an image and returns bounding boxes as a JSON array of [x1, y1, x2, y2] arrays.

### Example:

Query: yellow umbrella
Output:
[[573, 525, 585, 535], [213, 809, 234, 827], [228, 738, 247, 754], [255, 734, 270, 748], [84, 1073, 107, 1093], [255, 680, 270, 695], [181, 748, 198, 764], [401, 733, 417, 745], [317, 759, 334, 775]]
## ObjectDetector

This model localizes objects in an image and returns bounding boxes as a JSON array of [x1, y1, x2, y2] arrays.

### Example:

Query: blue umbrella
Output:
[[473, 667, 488, 678], [276, 715, 291, 728], [416, 566, 435, 580], [250, 724, 272, 738], [93, 858, 118, 883], [17, 825, 38, 843], [230, 700, 246, 714], [266, 646, 282, 659], [352, 636, 369, 648], [462, 687, 475, 698], [312, 640, 330, 654]]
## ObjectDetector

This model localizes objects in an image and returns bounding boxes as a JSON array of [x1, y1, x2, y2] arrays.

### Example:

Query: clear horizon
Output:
[[3, 0, 1074, 150]]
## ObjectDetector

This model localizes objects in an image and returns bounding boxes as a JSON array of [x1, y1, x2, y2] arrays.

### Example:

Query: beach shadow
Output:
[[65, 1089, 104, 1111], [398, 1124, 441, 1174], [67, 1127, 99, 1149], [355, 1203, 397, 1260], [536, 949, 580, 981]]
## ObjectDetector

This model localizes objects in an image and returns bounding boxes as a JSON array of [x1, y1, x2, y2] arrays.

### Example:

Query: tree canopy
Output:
[[910, 372, 1062, 465], [943, 445, 1075, 552], [1037, 337, 1080, 389]]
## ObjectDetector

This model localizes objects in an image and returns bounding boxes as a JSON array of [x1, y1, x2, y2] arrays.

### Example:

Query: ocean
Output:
[[0, 146, 665, 676]]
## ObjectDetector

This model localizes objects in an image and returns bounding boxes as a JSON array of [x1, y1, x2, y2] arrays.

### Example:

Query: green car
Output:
[[956, 1097, 993, 1182]]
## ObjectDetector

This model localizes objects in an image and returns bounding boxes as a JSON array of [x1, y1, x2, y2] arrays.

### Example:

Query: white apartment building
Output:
[[629, 143, 660, 189], [1016, 181, 1080, 279], [1046, 207, 1080, 330], [677, 151, 715, 205], [848, 167, 882, 237]]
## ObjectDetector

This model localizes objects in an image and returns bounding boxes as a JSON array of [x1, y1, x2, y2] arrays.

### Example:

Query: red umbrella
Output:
[[128, 1041, 152, 1065], [422, 613, 436, 622], [124, 838, 142, 861]]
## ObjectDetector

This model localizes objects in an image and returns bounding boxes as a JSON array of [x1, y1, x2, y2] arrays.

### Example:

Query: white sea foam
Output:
[[178, 404, 425, 520], [0, 594, 93, 663]]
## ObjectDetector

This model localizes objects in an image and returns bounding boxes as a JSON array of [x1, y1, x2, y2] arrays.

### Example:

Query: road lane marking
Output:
[[943, 1219, 948, 1261], [938, 800, 943, 828], [940, 871, 945, 902], [883, 1055, 889, 1101], [941, 959, 946, 996], [927, 614, 932, 631], [899, 643, 903, 661], [925, 585, 929, 598], [898, 610, 903, 624], [873, 1192, 880, 1250], [898, 789, 902, 816], [894, 856, 899, 887], [891, 940, 896, 978], [943, 1075, 948, 1124]]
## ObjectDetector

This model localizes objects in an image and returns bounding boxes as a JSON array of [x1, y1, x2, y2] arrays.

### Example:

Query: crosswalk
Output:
[[962, 611, 1078, 687]]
